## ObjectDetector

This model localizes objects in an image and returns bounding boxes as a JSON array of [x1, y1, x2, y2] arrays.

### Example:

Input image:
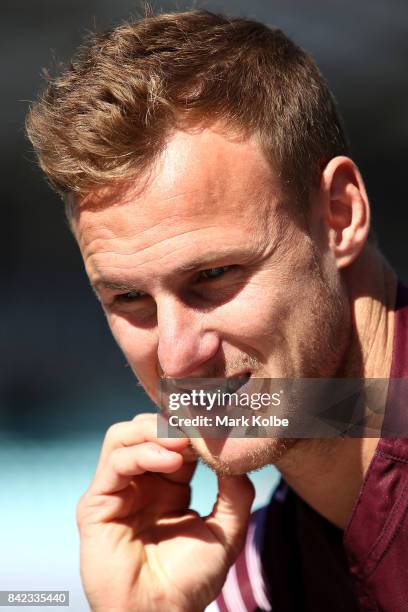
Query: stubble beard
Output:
[[194, 437, 299, 476], [190, 255, 352, 477]]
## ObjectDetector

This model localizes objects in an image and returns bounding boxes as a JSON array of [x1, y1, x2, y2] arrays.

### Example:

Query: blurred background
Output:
[[1, 0, 407, 609]]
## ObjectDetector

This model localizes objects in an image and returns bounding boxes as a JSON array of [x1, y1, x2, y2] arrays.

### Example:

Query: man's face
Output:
[[75, 127, 351, 474]]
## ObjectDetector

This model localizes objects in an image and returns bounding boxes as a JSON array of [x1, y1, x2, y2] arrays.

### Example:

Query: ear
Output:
[[319, 156, 370, 269]]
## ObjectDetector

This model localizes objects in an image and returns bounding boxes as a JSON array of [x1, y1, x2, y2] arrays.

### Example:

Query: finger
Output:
[[204, 475, 255, 563], [179, 443, 199, 463], [79, 473, 193, 525], [159, 443, 198, 484], [158, 456, 197, 485], [98, 414, 189, 467], [92, 441, 184, 495]]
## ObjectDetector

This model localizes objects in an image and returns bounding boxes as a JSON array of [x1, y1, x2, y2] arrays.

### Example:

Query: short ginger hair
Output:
[[26, 9, 350, 204]]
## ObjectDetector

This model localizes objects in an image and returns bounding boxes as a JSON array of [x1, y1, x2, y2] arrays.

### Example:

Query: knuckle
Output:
[[76, 492, 89, 526], [110, 446, 135, 473], [132, 412, 155, 424], [104, 421, 128, 443], [109, 448, 122, 473]]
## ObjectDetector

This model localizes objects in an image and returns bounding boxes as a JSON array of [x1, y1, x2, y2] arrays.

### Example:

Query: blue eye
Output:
[[120, 290, 146, 301], [200, 266, 230, 280]]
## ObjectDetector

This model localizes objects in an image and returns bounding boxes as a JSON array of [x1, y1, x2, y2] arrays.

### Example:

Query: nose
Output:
[[156, 296, 220, 377]]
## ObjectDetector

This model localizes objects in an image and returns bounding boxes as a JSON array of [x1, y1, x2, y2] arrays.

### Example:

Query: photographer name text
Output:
[[167, 414, 289, 427]]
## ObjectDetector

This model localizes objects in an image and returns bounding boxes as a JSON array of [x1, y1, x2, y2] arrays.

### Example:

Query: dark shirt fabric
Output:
[[261, 481, 359, 611], [343, 282, 408, 611], [216, 282, 408, 612]]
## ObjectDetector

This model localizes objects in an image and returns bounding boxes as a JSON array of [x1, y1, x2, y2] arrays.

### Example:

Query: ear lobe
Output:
[[321, 156, 370, 269]]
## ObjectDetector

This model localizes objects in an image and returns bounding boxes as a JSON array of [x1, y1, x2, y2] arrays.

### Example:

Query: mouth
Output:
[[225, 372, 252, 393], [158, 371, 274, 440], [167, 371, 252, 394], [159, 372, 254, 419]]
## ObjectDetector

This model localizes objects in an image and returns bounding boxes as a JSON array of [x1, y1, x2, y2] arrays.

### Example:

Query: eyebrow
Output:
[[93, 279, 139, 292], [174, 251, 245, 274]]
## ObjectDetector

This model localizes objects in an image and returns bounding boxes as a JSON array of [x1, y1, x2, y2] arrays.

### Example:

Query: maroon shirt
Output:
[[344, 282, 408, 611], [215, 282, 408, 612]]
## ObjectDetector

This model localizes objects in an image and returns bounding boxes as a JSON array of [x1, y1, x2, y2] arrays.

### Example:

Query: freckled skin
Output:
[[75, 127, 351, 473]]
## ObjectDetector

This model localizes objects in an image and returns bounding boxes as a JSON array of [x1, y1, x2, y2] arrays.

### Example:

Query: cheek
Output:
[[215, 280, 294, 348], [214, 250, 340, 364], [202, 294, 285, 371], [107, 313, 158, 376]]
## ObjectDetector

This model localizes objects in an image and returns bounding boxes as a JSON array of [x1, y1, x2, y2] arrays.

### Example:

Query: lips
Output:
[[159, 373, 246, 420], [159, 372, 263, 438], [161, 374, 254, 419]]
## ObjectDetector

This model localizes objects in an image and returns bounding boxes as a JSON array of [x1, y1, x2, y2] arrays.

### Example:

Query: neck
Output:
[[276, 245, 397, 529]]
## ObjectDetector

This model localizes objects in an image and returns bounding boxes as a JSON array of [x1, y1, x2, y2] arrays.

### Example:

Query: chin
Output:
[[190, 436, 298, 475]]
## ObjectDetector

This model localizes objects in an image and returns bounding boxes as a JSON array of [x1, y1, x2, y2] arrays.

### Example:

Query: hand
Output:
[[76, 413, 255, 611]]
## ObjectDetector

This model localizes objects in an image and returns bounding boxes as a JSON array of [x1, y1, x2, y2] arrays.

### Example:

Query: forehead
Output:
[[74, 128, 287, 278]]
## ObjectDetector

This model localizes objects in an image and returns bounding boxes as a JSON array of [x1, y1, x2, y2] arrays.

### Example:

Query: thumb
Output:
[[204, 474, 255, 563]]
